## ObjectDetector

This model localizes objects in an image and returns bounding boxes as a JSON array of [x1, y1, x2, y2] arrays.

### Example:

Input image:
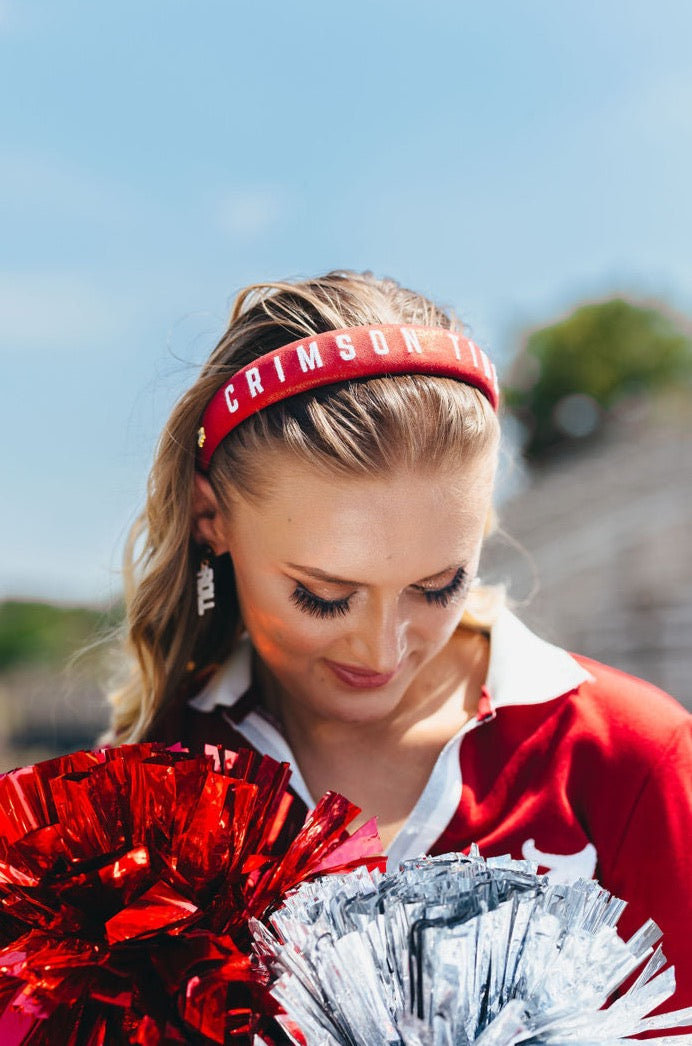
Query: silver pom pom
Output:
[[252, 849, 692, 1045]]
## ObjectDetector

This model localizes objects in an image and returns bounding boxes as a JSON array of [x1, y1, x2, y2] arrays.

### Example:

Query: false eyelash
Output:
[[419, 566, 468, 607], [290, 568, 469, 620], [290, 584, 352, 619]]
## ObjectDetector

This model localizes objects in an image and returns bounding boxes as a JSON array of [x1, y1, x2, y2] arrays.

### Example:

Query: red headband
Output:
[[196, 323, 499, 471]]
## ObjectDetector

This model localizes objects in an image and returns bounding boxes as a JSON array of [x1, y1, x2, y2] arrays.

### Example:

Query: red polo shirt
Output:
[[186, 608, 692, 1004]]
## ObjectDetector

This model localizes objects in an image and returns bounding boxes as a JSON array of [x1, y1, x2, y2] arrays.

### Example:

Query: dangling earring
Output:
[[196, 545, 215, 616]]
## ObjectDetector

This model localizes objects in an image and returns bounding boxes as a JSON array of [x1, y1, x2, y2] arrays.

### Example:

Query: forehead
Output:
[[227, 450, 496, 575]]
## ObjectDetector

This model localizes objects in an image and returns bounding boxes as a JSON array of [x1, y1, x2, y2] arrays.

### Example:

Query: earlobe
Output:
[[191, 472, 229, 554]]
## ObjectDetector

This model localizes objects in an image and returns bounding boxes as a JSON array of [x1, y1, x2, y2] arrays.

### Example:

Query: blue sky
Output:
[[2, 0, 691, 603]]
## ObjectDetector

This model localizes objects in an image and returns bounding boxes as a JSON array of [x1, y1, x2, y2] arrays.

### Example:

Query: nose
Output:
[[347, 596, 407, 674]]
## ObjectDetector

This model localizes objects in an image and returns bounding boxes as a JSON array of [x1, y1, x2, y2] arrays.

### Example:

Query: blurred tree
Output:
[[504, 298, 692, 459], [0, 601, 120, 671]]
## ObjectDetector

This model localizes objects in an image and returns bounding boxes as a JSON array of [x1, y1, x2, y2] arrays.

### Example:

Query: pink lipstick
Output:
[[325, 660, 398, 689]]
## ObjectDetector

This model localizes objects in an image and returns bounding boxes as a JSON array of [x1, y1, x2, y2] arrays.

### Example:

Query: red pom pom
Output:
[[0, 743, 383, 1043]]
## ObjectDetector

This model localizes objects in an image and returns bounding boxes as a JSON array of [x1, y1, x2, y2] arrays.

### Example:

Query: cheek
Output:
[[234, 571, 334, 662], [412, 589, 474, 646], [257, 616, 330, 662], [423, 608, 465, 643]]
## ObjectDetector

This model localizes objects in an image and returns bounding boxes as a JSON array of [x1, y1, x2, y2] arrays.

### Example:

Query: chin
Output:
[[312, 687, 405, 727]]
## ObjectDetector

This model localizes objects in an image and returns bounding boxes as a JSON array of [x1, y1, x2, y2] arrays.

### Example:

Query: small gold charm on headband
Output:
[[197, 426, 206, 448]]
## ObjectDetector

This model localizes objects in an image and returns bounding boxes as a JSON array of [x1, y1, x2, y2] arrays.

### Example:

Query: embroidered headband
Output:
[[196, 323, 499, 472]]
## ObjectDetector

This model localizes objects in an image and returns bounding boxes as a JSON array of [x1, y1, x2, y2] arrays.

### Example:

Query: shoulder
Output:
[[547, 655, 692, 815], [483, 607, 690, 771], [568, 652, 690, 746]]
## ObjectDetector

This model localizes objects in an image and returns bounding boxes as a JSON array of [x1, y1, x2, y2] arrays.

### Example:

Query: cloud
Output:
[[580, 66, 692, 151], [0, 272, 120, 350], [636, 70, 692, 138], [0, 152, 128, 224], [217, 187, 284, 238]]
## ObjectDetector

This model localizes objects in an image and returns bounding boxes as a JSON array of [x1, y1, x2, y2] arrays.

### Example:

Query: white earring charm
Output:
[[196, 546, 215, 616]]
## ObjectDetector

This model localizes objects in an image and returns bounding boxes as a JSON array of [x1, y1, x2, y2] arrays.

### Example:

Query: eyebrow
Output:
[[285, 562, 464, 587]]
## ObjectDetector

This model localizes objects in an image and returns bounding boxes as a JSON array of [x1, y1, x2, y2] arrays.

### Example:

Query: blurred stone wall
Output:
[[481, 414, 692, 710], [0, 663, 111, 772]]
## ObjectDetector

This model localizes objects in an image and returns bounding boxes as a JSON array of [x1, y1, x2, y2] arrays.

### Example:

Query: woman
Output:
[[107, 270, 692, 1001]]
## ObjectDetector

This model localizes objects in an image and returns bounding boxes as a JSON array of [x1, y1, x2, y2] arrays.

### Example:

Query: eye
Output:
[[290, 583, 352, 619], [416, 566, 468, 608]]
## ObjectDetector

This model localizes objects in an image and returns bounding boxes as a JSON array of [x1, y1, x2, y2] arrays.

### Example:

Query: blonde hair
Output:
[[105, 271, 501, 743]]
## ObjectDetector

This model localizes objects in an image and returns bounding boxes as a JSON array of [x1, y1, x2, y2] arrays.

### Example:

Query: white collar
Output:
[[188, 606, 592, 715]]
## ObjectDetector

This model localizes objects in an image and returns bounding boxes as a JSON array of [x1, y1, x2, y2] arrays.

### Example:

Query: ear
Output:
[[191, 473, 229, 554]]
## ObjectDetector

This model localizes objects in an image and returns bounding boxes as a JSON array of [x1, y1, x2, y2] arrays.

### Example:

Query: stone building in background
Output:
[[482, 411, 692, 710]]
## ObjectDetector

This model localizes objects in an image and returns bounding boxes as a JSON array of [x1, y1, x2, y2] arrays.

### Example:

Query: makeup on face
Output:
[[287, 564, 470, 621], [217, 450, 497, 726]]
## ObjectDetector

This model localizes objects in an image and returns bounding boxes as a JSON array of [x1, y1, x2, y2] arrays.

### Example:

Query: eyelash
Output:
[[420, 566, 468, 607], [290, 586, 351, 619], [289, 567, 468, 620]]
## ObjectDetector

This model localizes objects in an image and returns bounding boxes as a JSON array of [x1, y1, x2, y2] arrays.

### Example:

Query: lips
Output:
[[325, 659, 398, 689]]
